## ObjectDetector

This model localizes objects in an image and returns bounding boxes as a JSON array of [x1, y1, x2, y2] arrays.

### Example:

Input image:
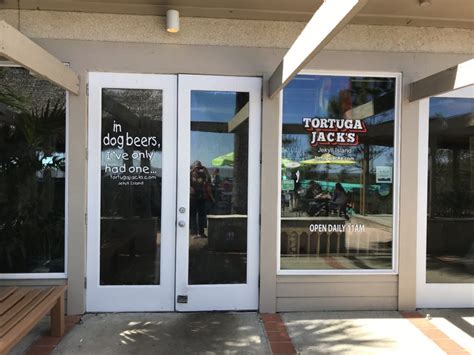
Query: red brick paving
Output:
[[26, 314, 82, 355], [400, 311, 470, 355], [260, 313, 296, 355]]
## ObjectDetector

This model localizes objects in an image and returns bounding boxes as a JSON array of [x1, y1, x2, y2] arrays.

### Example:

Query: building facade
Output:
[[0, 0, 473, 315]]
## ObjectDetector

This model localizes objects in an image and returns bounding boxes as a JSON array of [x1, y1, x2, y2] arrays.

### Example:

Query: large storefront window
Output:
[[280, 74, 397, 271], [0, 67, 66, 274], [426, 91, 474, 283]]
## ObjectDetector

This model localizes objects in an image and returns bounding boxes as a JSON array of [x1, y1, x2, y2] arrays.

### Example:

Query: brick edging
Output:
[[401, 311, 470, 355], [260, 313, 297, 354], [26, 315, 82, 355]]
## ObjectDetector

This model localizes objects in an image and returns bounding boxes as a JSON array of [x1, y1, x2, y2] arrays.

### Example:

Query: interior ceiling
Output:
[[0, 0, 473, 29]]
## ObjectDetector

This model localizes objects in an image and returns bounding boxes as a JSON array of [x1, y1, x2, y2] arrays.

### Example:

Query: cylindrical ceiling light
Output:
[[166, 9, 180, 33], [419, 0, 431, 7]]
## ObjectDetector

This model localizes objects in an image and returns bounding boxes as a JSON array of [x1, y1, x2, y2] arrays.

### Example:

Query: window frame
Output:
[[0, 63, 69, 280], [415, 85, 474, 307], [277, 69, 402, 276]]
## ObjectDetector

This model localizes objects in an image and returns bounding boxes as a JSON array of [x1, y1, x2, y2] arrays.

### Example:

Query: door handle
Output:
[[178, 220, 186, 228]]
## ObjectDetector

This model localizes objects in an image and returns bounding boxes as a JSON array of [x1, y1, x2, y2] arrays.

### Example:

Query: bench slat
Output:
[[0, 287, 17, 302], [0, 288, 29, 316], [0, 288, 49, 337], [0, 286, 66, 354]]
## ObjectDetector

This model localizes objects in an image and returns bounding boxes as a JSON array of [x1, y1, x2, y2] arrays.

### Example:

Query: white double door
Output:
[[86, 73, 261, 312]]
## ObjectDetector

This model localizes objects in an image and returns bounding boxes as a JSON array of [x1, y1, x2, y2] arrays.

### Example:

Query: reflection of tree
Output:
[[432, 148, 472, 217], [324, 80, 395, 215], [282, 134, 306, 161], [0, 69, 65, 273]]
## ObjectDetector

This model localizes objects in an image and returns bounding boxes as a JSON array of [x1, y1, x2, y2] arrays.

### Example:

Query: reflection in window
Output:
[[0, 67, 66, 273], [426, 92, 474, 283], [100, 88, 163, 285], [188, 91, 249, 284], [280, 75, 397, 270]]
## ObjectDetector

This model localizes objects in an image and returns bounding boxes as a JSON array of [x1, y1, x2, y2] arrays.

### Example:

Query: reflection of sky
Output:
[[283, 75, 350, 123], [429, 97, 474, 119], [282, 74, 395, 169], [190, 91, 241, 167], [37, 152, 65, 178]]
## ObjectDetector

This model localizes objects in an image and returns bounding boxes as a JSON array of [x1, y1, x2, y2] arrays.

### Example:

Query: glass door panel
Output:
[[417, 85, 474, 308], [188, 90, 249, 285], [176, 75, 261, 311], [87, 73, 177, 312]]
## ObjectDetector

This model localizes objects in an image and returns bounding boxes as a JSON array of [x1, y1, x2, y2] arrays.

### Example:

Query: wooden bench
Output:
[[0, 286, 66, 354]]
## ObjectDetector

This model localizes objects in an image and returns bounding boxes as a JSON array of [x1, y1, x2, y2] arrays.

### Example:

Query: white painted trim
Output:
[[0, 63, 69, 280], [276, 91, 283, 274], [415, 85, 474, 308], [86, 72, 177, 312], [277, 70, 402, 276], [278, 270, 398, 276], [175, 75, 262, 311], [0, 273, 67, 280]]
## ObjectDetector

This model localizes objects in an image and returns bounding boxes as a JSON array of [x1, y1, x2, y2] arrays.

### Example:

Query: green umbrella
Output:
[[300, 153, 357, 189], [282, 158, 301, 169], [213, 152, 301, 169], [300, 153, 357, 166], [212, 152, 234, 167]]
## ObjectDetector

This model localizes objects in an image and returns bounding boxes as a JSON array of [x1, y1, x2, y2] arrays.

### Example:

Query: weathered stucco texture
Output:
[[0, 10, 473, 54]]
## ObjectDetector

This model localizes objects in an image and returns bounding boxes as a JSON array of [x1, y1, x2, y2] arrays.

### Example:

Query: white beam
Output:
[[268, 0, 367, 99], [0, 21, 80, 95], [409, 59, 474, 102], [228, 103, 249, 132]]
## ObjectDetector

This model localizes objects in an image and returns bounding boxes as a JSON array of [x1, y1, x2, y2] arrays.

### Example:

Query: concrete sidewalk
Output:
[[11, 310, 473, 354]]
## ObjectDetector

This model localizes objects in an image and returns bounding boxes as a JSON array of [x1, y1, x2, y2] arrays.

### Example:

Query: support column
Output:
[[259, 74, 281, 313]]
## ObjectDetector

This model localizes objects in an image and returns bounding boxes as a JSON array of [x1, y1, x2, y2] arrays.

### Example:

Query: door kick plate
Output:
[[177, 295, 188, 304]]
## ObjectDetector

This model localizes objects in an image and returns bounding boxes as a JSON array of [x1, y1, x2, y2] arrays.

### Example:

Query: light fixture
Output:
[[419, 0, 431, 7], [166, 9, 180, 33]]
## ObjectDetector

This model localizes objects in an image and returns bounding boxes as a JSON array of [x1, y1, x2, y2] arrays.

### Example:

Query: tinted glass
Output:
[[188, 90, 249, 284], [426, 92, 474, 283], [280, 75, 396, 270], [0, 67, 66, 273], [100, 88, 163, 285]]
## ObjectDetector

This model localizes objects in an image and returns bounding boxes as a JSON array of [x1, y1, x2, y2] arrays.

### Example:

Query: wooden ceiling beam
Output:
[[409, 59, 474, 102], [267, 0, 367, 99], [0, 21, 80, 95]]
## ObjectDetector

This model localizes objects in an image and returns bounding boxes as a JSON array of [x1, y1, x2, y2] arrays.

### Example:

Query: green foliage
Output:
[[0, 74, 65, 272]]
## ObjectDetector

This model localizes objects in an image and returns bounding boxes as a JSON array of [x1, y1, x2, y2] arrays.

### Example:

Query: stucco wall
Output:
[[0, 10, 473, 54], [0, 36, 469, 313], [0, 8, 472, 314]]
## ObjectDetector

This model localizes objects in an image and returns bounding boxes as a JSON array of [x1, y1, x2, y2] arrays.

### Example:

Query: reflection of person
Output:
[[305, 181, 330, 216], [190, 161, 213, 238], [331, 183, 349, 220], [211, 168, 221, 187]]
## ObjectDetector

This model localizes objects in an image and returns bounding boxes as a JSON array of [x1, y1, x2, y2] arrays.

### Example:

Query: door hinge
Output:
[[85, 212, 88, 226], [85, 147, 88, 160], [84, 277, 87, 289], [86, 83, 89, 96]]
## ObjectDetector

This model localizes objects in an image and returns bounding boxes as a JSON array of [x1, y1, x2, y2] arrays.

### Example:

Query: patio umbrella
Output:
[[300, 153, 357, 189], [212, 152, 234, 167], [213, 152, 301, 169], [281, 158, 300, 169], [300, 153, 357, 166]]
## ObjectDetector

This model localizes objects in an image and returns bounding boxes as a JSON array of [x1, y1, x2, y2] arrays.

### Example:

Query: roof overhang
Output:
[[0, 21, 80, 95], [409, 59, 474, 101], [268, 0, 367, 98]]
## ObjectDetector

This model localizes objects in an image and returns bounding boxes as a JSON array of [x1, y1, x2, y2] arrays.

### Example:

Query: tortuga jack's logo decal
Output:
[[302, 117, 367, 146]]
